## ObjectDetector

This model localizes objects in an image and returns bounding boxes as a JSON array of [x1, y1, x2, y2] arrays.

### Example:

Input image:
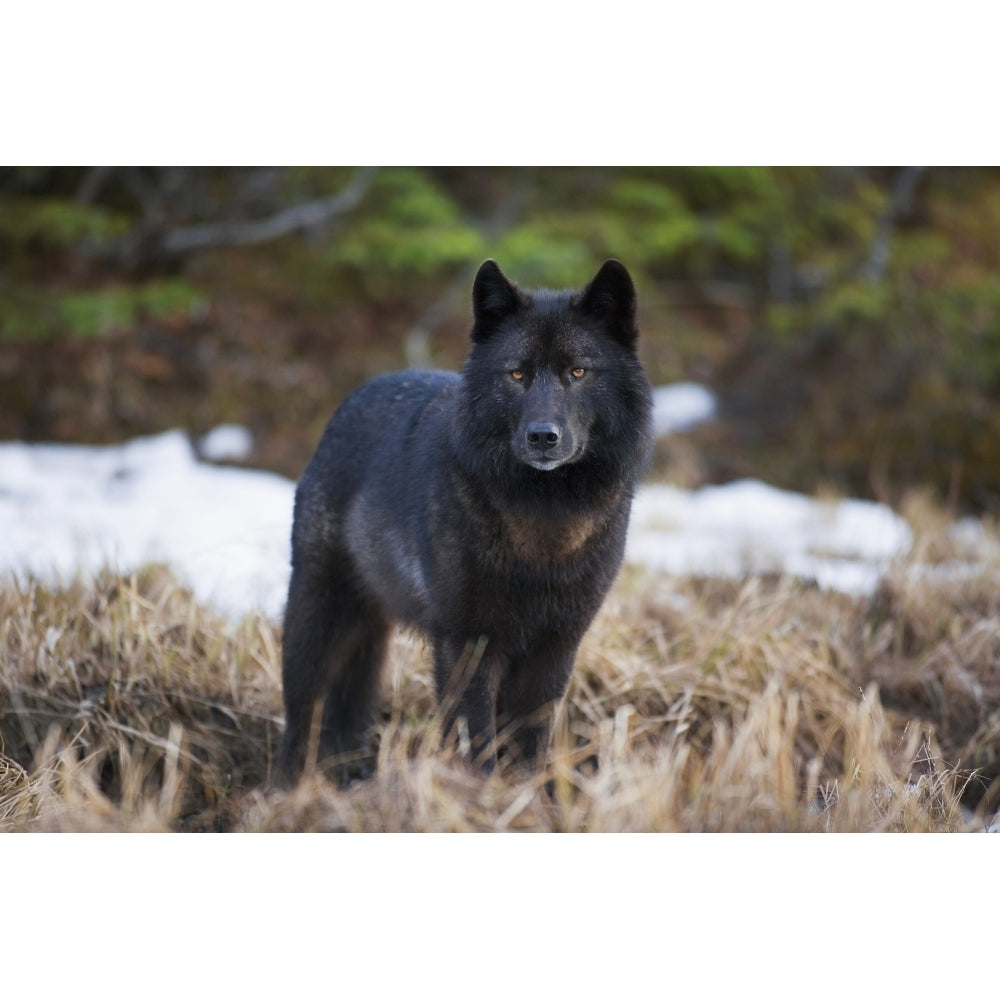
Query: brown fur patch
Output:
[[500, 511, 600, 562]]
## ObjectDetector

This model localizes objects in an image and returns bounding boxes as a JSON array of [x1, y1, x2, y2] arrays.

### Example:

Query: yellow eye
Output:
[[571, 367, 586, 379], [511, 370, 524, 382]]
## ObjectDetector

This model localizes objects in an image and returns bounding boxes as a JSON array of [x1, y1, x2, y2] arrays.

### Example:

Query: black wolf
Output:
[[275, 259, 653, 782]]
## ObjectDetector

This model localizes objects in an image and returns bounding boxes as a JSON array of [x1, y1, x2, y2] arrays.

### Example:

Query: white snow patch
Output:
[[198, 424, 255, 463], [0, 427, 918, 622], [651, 383, 716, 436], [626, 480, 912, 596], [0, 431, 294, 621]]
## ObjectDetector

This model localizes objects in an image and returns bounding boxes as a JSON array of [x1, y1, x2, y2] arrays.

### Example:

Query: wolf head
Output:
[[459, 260, 652, 482], [472, 258, 638, 350]]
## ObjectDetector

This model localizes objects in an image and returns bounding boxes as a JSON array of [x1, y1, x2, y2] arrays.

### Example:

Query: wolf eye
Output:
[[571, 367, 586, 379], [510, 369, 524, 382]]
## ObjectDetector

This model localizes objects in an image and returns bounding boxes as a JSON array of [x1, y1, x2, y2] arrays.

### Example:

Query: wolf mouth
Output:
[[525, 450, 578, 471], [520, 440, 585, 471], [525, 456, 566, 471]]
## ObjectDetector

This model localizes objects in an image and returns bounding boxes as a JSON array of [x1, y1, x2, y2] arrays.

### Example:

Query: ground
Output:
[[3, 516, 998, 831]]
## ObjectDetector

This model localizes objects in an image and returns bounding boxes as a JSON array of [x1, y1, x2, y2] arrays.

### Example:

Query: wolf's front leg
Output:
[[432, 633, 505, 771], [499, 643, 578, 770]]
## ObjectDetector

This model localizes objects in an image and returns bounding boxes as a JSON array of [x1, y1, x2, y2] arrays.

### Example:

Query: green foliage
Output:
[[6, 166, 1000, 509], [325, 169, 486, 292], [0, 281, 206, 343], [661, 165, 780, 209], [0, 196, 130, 250], [61, 282, 206, 339], [919, 274, 1000, 388], [609, 171, 772, 271], [492, 215, 626, 286], [818, 280, 895, 325], [607, 179, 702, 265]]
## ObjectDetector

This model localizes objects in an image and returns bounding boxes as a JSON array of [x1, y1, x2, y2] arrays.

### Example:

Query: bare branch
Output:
[[861, 166, 927, 284], [122, 166, 164, 221], [74, 166, 113, 205], [94, 166, 380, 268], [160, 165, 380, 254]]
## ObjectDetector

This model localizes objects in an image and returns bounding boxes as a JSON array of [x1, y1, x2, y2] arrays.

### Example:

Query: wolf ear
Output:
[[472, 259, 521, 341], [579, 259, 638, 346]]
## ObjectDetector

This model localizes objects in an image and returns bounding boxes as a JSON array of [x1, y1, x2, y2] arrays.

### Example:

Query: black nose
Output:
[[526, 422, 561, 450]]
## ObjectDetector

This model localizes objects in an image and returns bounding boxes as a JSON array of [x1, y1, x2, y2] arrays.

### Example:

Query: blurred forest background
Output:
[[2, 165, 1000, 513]]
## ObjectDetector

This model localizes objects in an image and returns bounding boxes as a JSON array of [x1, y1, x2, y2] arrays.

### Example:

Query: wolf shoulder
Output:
[[301, 370, 459, 492]]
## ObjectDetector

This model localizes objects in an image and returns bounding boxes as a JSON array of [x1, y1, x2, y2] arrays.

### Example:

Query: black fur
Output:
[[275, 259, 653, 783]]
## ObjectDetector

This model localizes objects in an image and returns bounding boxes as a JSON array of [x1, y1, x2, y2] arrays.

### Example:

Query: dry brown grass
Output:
[[3, 500, 999, 833]]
